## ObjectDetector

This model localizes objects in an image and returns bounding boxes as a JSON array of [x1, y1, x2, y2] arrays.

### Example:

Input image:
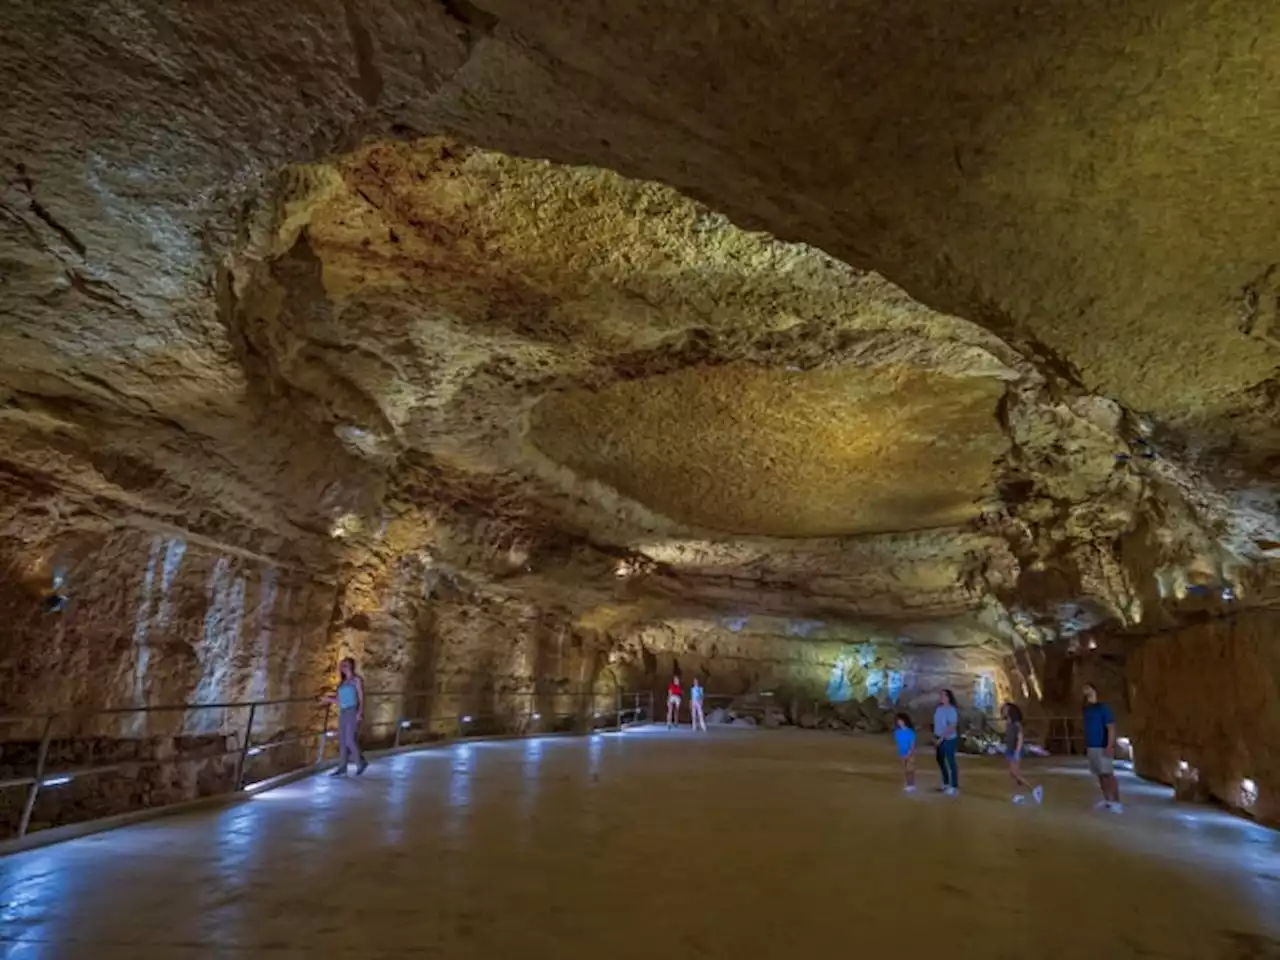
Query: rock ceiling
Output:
[[1, 0, 1278, 647]]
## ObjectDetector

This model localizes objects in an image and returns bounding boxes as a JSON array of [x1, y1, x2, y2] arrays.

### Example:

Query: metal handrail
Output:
[[0, 687, 657, 842], [0, 686, 1103, 844], [0, 688, 591, 724]]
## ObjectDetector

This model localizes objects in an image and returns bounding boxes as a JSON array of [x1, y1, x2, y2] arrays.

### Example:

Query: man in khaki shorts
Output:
[[1082, 682, 1122, 813]]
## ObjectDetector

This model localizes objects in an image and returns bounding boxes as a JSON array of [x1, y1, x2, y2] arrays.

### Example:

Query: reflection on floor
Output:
[[2, 728, 1279, 959]]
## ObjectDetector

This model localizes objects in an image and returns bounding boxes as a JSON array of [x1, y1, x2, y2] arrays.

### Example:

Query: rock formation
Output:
[[1, 1, 1278, 824]]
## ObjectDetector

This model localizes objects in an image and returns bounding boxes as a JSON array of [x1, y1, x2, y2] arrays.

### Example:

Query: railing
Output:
[[0, 688, 1104, 845], [0, 688, 658, 842]]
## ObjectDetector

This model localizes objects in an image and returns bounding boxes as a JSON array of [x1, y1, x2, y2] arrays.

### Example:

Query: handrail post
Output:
[[233, 702, 257, 791], [17, 715, 55, 839], [315, 703, 332, 765], [394, 692, 405, 749]]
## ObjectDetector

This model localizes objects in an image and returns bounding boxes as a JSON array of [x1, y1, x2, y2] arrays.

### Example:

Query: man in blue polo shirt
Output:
[[1082, 682, 1122, 813]]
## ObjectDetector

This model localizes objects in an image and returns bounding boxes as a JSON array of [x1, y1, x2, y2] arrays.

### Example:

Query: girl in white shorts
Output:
[[666, 677, 682, 729]]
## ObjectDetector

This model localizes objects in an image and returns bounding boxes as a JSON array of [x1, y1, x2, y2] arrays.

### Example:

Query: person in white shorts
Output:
[[666, 676, 682, 729]]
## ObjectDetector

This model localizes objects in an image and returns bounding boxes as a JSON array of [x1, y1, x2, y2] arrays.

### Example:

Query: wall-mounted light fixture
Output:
[[1240, 778, 1259, 807]]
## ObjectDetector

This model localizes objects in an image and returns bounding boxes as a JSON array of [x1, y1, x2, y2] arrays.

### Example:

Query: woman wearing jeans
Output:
[[322, 657, 368, 777], [933, 689, 960, 795]]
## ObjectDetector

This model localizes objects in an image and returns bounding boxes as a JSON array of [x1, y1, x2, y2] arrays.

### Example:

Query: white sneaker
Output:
[[1094, 799, 1111, 810], [1012, 794, 1027, 805], [945, 786, 959, 796], [903, 785, 917, 794], [1033, 785, 1044, 804], [1108, 802, 1124, 814]]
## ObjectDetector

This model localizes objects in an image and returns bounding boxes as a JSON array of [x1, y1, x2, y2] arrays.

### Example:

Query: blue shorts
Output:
[[1006, 748, 1022, 761]]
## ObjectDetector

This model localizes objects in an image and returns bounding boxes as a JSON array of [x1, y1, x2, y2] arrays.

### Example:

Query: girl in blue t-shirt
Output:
[[894, 713, 917, 793]]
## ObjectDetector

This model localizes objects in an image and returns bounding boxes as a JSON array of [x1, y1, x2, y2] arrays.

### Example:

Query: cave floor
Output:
[[2, 728, 1279, 959]]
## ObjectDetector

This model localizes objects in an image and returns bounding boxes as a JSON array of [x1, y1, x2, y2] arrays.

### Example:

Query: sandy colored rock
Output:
[[530, 364, 1007, 537], [1, 0, 1279, 833], [1128, 610, 1280, 827]]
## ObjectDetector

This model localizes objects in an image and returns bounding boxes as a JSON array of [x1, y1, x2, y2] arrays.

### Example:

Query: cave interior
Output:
[[0, 0, 1278, 835]]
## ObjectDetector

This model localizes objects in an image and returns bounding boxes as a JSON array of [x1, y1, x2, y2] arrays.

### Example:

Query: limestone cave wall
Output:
[[0, 524, 1016, 735], [0, 531, 615, 737], [0, 528, 336, 726], [601, 616, 1016, 724], [1128, 611, 1280, 827]]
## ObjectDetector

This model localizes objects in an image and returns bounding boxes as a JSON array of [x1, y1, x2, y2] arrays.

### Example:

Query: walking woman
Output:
[[690, 677, 707, 732], [666, 675, 682, 729], [933, 689, 960, 795], [1001, 702, 1043, 804], [322, 657, 368, 777]]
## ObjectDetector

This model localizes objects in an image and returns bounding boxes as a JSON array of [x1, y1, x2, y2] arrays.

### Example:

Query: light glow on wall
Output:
[[1240, 779, 1259, 807], [973, 671, 996, 711], [329, 513, 361, 539], [826, 658, 854, 703], [887, 670, 905, 703], [865, 669, 885, 699]]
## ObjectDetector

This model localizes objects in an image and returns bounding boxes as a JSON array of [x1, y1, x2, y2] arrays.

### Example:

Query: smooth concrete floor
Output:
[[2, 728, 1280, 959]]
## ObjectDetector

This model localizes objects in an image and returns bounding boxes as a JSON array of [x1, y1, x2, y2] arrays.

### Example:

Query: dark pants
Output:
[[936, 738, 959, 788], [337, 707, 363, 772]]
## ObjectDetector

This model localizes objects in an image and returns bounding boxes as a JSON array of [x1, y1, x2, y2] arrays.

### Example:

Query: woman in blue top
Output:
[[322, 657, 368, 777], [690, 678, 707, 731], [933, 689, 960, 795]]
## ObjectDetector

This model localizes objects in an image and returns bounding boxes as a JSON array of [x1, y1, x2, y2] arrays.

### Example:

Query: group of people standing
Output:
[[892, 682, 1122, 811], [665, 675, 707, 731], [325, 657, 1124, 813]]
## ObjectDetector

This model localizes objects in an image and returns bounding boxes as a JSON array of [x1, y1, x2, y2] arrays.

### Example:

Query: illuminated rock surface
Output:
[[1, 1, 1279, 827]]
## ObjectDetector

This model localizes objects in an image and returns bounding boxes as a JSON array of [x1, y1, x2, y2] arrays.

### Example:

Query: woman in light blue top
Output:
[[322, 657, 367, 777], [690, 678, 707, 731], [933, 689, 960, 795]]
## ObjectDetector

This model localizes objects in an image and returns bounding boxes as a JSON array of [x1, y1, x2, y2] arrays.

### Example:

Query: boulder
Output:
[[834, 700, 864, 724]]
